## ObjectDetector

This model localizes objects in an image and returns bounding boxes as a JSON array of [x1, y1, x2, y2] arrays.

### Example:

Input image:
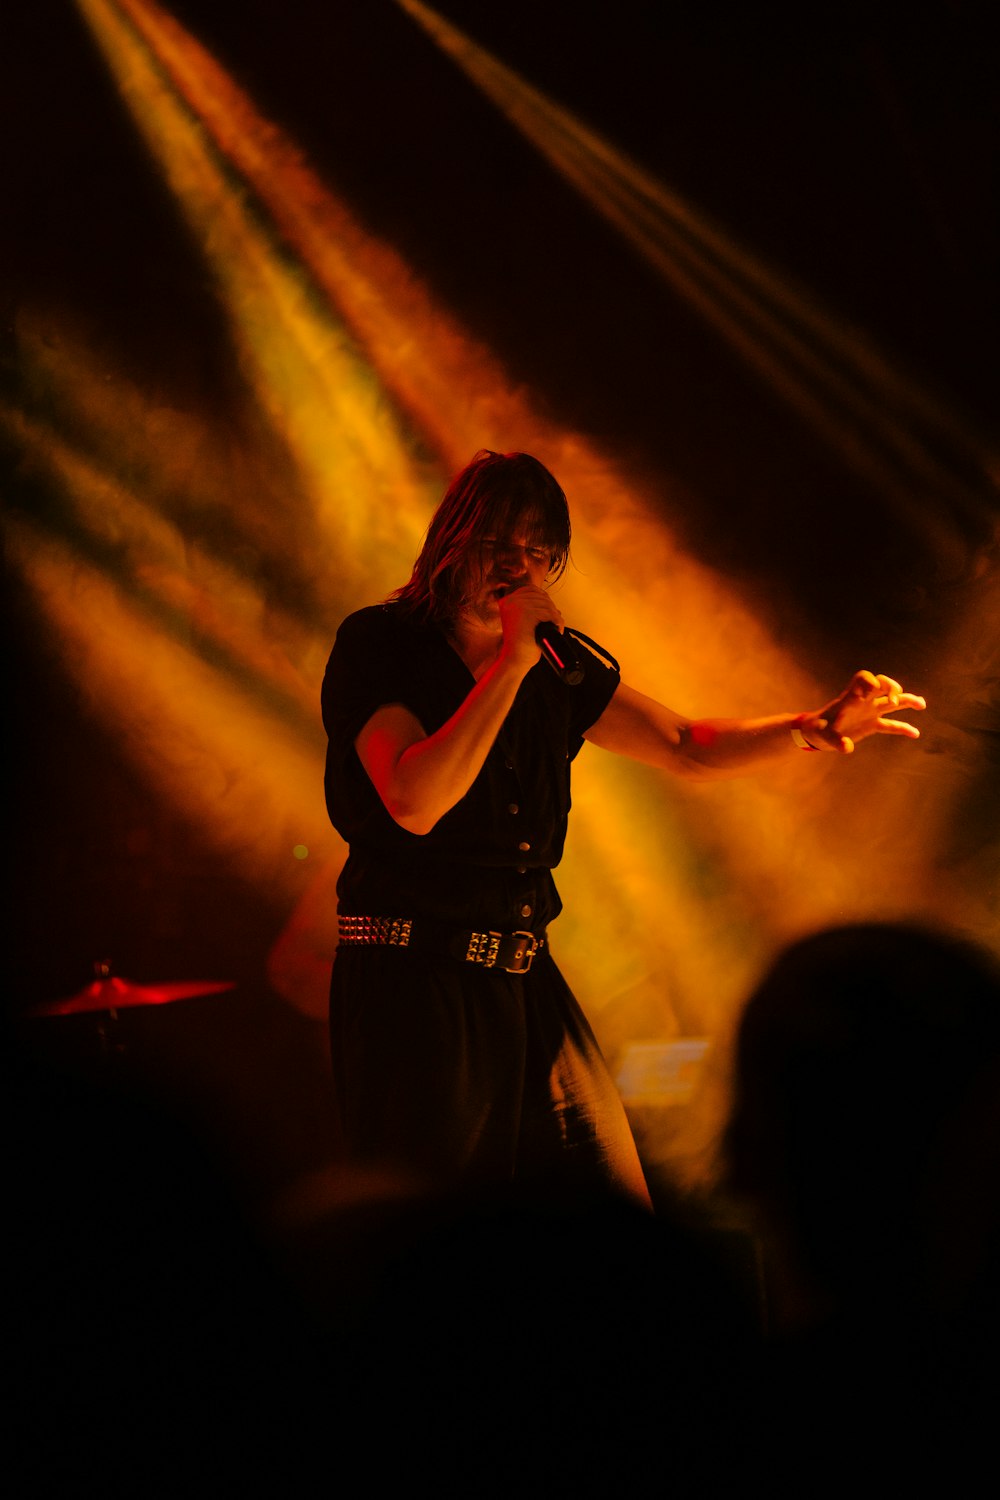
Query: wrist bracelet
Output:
[[791, 716, 821, 751]]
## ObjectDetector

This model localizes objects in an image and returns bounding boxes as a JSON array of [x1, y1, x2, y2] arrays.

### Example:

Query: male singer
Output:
[[321, 449, 925, 1203]]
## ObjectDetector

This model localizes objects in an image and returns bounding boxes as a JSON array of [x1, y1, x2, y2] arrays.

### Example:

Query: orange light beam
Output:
[[2, 397, 324, 727], [7, 512, 344, 903]]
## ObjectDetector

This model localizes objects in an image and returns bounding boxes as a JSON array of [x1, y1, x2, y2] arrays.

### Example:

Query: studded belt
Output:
[[337, 915, 546, 974]]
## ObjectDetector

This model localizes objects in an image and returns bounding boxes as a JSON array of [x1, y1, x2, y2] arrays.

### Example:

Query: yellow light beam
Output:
[[91, 0, 533, 472], [76, 0, 434, 580]]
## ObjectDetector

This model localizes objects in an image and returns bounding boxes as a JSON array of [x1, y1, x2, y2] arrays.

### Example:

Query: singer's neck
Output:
[[445, 612, 503, 681]]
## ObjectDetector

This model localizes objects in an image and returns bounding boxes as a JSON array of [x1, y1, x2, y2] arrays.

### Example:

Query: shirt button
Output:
[[508, 803, 519, 815], [518, 841, 531, 852], [520, 903, 533, 919]]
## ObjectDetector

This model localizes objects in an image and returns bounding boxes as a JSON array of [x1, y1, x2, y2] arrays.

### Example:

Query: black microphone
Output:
[[536, 622, 584, 685]]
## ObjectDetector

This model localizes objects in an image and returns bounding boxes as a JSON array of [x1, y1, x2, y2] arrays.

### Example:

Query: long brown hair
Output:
[[391, 450, 571, 622]]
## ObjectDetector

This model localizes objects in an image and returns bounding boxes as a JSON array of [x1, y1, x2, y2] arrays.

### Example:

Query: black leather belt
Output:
[[337, 915, 546, 974]]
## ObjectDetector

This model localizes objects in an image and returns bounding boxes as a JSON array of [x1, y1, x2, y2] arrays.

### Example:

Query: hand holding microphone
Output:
[[497, 584, 584, 685]]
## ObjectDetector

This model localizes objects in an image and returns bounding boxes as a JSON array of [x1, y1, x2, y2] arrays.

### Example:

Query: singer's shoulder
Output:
[[334, 601, 435, 648], [323, 603, 444, 714]]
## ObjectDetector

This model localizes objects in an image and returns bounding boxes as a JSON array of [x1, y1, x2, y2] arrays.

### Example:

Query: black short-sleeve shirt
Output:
[[321, 603, 620, 930]]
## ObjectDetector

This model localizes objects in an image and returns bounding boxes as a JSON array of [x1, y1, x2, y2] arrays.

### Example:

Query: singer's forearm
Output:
[[585, 684, 815, 777], [678, 714, 817, 772], [356, 649, 530, 834], [586, 673, 923, 773]]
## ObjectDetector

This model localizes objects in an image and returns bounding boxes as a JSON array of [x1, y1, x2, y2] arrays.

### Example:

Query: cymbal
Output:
[[29, 976, 237, 1018]]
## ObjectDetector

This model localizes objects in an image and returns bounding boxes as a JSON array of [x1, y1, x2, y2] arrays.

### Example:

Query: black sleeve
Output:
[[321, 606, 430, 753], [566, 630, 621, 752]]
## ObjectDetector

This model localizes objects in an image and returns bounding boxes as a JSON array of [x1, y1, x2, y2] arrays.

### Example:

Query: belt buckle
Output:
[[504, 932, 538, 974]]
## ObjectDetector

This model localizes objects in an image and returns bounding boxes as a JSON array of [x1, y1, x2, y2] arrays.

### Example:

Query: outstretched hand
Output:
[[801, 671, 926, 754]]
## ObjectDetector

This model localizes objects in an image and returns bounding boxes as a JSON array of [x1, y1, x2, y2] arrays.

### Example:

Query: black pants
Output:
[[329, 943, 650, 1204]]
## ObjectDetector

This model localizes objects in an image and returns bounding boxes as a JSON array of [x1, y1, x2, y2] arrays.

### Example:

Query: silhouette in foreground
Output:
[[724, 922, 1000, 1481]]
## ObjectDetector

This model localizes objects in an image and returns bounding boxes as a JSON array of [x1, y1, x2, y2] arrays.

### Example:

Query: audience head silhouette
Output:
[[726, 921, 1000, 1337]]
